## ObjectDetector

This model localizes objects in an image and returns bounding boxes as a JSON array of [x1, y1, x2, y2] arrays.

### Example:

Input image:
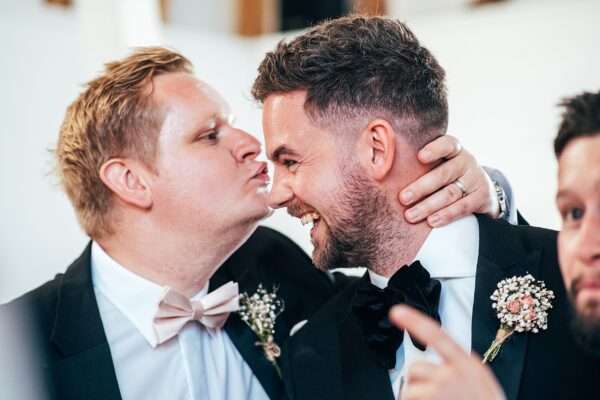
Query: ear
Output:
[[357, 118, 396, 181], [99, 158, 153, 209]]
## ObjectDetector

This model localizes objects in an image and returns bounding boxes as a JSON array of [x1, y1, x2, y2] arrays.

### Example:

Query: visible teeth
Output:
[[300, 212, 320, 226]]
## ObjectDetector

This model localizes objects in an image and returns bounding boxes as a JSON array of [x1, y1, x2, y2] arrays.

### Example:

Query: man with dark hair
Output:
[[555, 90, 600, 357], [389, 90, 600, 400], [554, 91, 600, 157], [253, 16, 599, 400]]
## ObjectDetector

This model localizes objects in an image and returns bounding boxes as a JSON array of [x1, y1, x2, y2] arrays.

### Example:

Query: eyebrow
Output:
[[555, 190, 571, 201], [204, 115, 218, 128], [556, 177, 600, 200], [198, 113, 233, 131], [270, 145, 299, 162]]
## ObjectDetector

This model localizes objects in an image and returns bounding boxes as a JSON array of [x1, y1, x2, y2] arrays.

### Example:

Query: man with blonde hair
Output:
[[1, 46, 507, 400]]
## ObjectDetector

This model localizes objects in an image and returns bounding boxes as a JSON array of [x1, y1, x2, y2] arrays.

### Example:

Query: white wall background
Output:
[[1, 0, 599, 303]]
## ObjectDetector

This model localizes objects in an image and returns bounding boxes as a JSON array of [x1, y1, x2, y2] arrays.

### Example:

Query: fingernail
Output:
[[391, 304, 408, 317], [429, 214, 441, 227], [406, 208, 420, 222], [420, 150, 432, 162], [390, 304, 404, 314], [401, 190, 414, 204]]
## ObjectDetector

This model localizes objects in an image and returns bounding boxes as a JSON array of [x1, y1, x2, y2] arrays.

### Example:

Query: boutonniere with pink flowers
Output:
[[483, 274, 555, 363], [238, 284, 285, 377]]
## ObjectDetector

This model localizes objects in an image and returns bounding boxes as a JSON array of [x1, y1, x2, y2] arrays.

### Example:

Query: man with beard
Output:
[[0, 47, 503, 400], [388, 91, 600, 400], [555, 90, 600, 357], [253, 16, 600, 400]]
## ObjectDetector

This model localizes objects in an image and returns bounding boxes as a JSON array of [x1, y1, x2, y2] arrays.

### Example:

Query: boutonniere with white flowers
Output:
[[238, 284, 285, 377], [483, 274, 555, 363]]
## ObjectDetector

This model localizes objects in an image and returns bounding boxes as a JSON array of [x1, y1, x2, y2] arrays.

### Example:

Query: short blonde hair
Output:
[[56, 47, 192, 239]]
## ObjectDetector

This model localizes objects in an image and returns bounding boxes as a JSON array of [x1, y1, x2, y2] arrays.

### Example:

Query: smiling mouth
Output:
[[300, 212, 320, 226], [298, 212, 322, 243]]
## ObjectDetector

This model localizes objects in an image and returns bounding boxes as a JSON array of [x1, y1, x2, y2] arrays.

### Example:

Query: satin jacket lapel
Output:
[[50, 243, 122, 400], [471, 216, 542, 400], [211, 262, 285, 400], [282, 317, 343, 400], [282, 274, 393, 400]]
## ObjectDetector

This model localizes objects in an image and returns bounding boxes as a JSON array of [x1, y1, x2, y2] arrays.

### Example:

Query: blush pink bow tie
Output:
[[152, 281, 240, 345]]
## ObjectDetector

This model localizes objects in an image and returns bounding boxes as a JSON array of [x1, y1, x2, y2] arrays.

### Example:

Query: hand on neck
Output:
[[368, 150, 435, 277]]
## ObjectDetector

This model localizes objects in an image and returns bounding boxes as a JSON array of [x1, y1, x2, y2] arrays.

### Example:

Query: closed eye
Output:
[[281, 159, 299, 171], [205, 130, 219, 140], [195, 129, 219, 142], [283, 159, 297, 167]]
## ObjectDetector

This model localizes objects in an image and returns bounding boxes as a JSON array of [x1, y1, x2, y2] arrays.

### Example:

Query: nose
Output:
[[574, 211, 600, 267], [232, 129, 261, 163], [268, 166, 294, 209]]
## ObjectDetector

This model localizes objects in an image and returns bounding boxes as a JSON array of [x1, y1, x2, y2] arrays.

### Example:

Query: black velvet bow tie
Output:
[[352, 261, 441, 369]]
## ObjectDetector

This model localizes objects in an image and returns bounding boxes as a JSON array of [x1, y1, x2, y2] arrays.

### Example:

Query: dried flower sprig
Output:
[[483, 274, 555, 363], [238, 284, 285, 377]]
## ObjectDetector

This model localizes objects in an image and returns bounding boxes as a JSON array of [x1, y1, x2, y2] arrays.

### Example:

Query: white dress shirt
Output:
[[91, 242, 270, 400], [368, 215, 479, 399]]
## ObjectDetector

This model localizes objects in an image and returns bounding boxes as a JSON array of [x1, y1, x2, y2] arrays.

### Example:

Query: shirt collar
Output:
[[90, 241, 209, 348], [368, 215, 479, 288]]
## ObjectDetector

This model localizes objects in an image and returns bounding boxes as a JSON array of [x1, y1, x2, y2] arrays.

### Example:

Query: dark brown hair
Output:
[[56, 47, 192, 238], [252, 15, 448, 146], [554, 90, 600, 157]]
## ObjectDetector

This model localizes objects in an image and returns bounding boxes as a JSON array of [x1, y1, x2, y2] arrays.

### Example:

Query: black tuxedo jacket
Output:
[[281, 216, 600, 400], [0, 226, 336, 400]]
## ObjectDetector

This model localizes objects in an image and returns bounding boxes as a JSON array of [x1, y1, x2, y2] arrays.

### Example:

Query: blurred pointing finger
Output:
[[390, 305, 465, 363]]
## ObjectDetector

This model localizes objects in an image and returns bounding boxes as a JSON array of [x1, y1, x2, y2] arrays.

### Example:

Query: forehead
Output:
[[154, 72, 231, 126], [262, 91, 328, 158], [558, 135, 600, 192]]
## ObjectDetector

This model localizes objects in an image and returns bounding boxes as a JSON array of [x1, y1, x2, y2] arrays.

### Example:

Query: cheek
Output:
[[295, 167, 341, 204], [558, 230, 577, 285], [159, 156, 240, 200]]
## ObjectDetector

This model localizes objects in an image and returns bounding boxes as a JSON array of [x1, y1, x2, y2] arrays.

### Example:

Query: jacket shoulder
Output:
[[1, 273, 64, 336], [242, 226, 311, 260], [8, 273, 63, 305], [226, 226, 337, 319], [509, 223, 557, 249], [1, 244, 91, 335], [230, 226, 323, 281], [478, 215, 558, 260]]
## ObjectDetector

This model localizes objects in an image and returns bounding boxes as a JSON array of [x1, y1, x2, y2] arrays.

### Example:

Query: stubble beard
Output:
[[313, 165, 411, 274], [569, 279, 600, 357]]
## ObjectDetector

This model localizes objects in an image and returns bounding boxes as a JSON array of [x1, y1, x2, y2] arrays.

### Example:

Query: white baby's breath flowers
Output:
[[483, 274, 555, 363], [238, 284, 285, 376]]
